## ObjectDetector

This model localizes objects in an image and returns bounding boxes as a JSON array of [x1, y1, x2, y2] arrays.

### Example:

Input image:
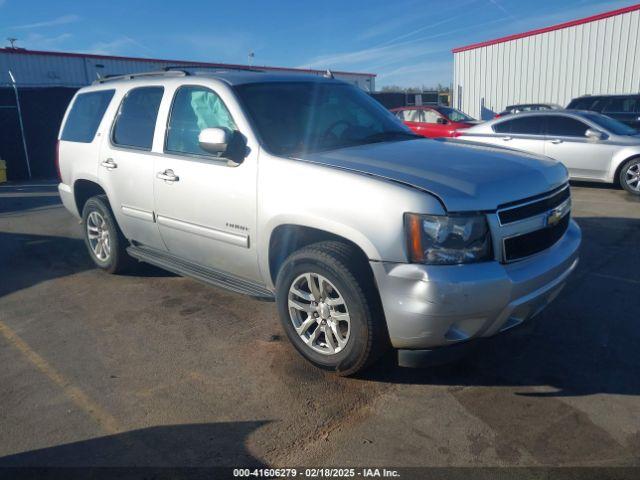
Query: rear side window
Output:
[[546, 116, 589, 137], [165, 86, 236, 156], [568, 97, 600, 111], [397, 109, 422, 122], [493, 116, 545, 135], [61, 90, 115, 143], [602, 97, 639, 113], [112, 87, 164, 150]]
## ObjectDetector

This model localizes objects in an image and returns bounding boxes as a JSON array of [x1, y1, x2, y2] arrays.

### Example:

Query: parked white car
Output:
[[457, 110, 640, 195]]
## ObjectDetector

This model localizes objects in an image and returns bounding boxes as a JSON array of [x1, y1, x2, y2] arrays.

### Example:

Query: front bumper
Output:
[[371, 219, 581, 350]]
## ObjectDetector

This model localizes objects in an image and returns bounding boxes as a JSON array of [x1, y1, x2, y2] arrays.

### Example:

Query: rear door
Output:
[[488, 116, 546, 155], [396, 109, 424, 135], [98, 86, 166, 250], [544, 115, 614, 179]]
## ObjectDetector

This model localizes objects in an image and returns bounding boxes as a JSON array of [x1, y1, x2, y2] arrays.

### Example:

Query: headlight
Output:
[[405, 213, 492, 265]]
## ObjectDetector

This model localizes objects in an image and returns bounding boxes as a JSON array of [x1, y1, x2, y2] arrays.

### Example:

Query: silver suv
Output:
[[57, 69, 581, 375]]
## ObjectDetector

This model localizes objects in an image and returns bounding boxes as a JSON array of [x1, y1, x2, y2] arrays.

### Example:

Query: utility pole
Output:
[[248, 52, 255, 66], [8, 70, 32, 179], [7, 37, 18, 49]]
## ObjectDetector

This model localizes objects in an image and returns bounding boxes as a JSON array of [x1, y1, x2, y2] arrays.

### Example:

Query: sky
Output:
[[0, 0, 637, 88]]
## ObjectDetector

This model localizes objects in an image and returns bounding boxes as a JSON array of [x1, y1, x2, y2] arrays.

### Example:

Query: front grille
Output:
[[503, 214, 570, 262], [498, 185, 570, 225]]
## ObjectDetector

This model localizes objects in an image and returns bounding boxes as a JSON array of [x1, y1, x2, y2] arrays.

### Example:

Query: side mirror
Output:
[[585, 128, 606, 141], [198, 127, 248, 165], [199, 127, 231, 155], [436, 117, 448, 125]]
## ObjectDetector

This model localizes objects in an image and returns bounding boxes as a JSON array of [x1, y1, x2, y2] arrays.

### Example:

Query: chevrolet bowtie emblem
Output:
[[546, 198, 571, 227]]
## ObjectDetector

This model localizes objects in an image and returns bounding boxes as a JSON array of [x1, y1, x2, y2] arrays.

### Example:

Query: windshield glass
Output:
[[582, 112, 638, 135], [234, 82, 417, 155], [436, 106, 474, 122]]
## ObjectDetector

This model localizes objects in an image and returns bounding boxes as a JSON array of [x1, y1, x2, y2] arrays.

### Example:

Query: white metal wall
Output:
[[0, 51, 375, 91], [453, 8, 640, 119]]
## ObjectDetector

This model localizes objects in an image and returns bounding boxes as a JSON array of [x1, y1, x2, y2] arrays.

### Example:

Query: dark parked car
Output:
[[496, 103, 562, 117], [567, 94, 640, 130]]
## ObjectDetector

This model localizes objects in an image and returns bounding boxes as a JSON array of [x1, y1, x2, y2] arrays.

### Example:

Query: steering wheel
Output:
[[321, 120, 352, 141]]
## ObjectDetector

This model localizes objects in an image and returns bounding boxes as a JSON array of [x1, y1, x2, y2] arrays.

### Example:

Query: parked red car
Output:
[[391, 106, 480, 138]]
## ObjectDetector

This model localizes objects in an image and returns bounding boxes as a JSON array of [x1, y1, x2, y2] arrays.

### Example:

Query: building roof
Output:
[[0, 47, 376, 78], [452, 3, 640, 53]]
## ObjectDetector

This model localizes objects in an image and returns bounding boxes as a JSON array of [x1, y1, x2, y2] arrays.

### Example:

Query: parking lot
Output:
[[0, 181, 639, 470]]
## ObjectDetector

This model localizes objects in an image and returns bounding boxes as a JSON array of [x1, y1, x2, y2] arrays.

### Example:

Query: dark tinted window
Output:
[[166, 86, 236, 156], [61, 90, 114, 143], [493, 116, 545, 134], [112, 87, 164, 150], [568, 97, 602, 111], [546, 116, 589, 137], [602, 97, 639, 113], [581, 112, 638, 135]]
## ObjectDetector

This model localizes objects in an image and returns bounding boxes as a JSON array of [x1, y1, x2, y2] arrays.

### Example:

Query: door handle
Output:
[[100, 158, 117, 170], [550, 139, 563, 144], [156, 169, 179, 182], [502, 136, 512, 141]]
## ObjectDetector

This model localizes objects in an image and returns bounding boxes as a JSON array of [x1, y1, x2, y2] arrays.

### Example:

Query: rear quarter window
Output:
[[61, 90, 115, 143]]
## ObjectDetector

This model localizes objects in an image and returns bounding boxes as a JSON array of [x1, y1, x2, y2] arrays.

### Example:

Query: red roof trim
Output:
[[0, 48, 377, 78], [452, 3, 640, 53]]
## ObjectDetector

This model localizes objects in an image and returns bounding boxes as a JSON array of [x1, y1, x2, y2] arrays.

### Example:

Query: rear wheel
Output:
[[275, 241, 388, 376], [619, 157, 640, 195], [82, 195, 135, 273]]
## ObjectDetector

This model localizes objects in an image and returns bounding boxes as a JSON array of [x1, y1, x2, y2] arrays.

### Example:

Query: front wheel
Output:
[[619, 157, 640, 195], [275, 241, 388, 376]]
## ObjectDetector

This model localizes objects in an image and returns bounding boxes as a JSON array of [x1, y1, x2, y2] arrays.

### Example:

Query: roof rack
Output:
[[93, 69, 189, 84], [163, 64, 265, 73]]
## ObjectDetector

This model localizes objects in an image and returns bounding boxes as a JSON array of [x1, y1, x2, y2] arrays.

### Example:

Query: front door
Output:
[[153, 85, 260, 282], [99, 86, 166, 251], [544, 115, 614, 180]]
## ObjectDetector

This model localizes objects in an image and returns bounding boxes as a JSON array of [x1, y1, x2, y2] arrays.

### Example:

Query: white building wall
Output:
[[0, 50, 375, 91], [453, 8, 640, 119]]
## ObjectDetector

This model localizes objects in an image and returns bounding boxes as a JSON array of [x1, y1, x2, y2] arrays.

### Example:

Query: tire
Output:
[[619, 157, 640, 195], [275, 241, 388, 376], [82, 195, 135, 274]]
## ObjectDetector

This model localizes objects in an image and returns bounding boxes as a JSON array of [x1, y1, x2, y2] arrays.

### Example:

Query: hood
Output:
[[296, 139, 568, 212]]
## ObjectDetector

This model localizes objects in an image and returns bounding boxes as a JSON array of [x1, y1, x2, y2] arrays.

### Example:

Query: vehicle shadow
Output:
[[361, 216, 640, 397], [0, 231, 175, 299], [0, 421, 267, 472]]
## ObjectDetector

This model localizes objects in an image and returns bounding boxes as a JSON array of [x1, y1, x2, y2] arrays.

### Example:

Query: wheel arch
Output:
[[266, 223, 376, 289], [74, 179, 107, 215], [613, 154, 640, 187]]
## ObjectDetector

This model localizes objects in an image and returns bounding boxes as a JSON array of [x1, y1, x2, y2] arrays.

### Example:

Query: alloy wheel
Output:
[[288, 273, 351, 355], [86, 211, 111, 261], [625, 161, 640, 192]]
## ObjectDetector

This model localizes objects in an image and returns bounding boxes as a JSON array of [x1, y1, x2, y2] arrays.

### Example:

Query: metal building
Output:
[[452, 4, 640, 119], [0, 48, 376, 91]]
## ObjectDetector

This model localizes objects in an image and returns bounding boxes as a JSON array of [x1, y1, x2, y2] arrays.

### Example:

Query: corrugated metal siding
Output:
[[0, 52, 375, 91], [453, 9, 640, 119]]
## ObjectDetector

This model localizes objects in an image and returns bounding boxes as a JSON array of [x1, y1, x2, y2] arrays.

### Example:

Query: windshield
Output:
[[436, 106, 474, 122], [234, 82, 417, 155], [582, 112, 638, 135]]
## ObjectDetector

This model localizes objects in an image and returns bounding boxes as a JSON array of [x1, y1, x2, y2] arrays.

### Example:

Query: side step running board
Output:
[[127, 245, 275, 301]]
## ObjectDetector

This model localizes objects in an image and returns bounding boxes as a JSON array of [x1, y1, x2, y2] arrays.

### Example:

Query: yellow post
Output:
[[0, 160, 6, 183]]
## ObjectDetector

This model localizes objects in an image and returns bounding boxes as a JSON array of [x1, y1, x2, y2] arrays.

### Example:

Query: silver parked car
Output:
[[57, 69, 580, 375], [457, 110, 640, 195]]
